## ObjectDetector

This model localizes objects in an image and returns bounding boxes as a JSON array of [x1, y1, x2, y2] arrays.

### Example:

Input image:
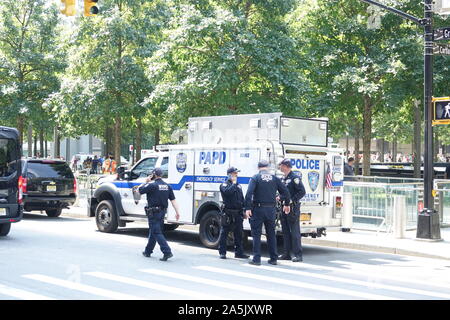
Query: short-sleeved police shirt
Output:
[[138, 178, 175, 209]]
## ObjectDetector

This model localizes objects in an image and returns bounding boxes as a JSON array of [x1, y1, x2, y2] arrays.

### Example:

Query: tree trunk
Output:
[[362, 95, 372, 176], [55, 126, 61, 158], [413, 99, 421, 178], [45, 140, 48, 158], [136, 118, 142, 162], [27, 124, 33, 157], [155, 128, 160, 146], [16, 116, 24, 147], [380, 138, 385, 163], [354, 125, 361, 175], [33, 133, 37, 157], [39, 127, 44, 157], [114, 117, 122, 166], [392, 138, 397, 162]]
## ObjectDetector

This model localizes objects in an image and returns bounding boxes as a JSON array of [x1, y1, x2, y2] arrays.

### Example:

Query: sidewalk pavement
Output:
[[62, 206, 450, 261]]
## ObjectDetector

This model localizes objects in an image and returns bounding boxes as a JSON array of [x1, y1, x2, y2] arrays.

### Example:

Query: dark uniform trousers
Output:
[[280, 203, 302, 257], [145, 210, 171, 255], [249, 206, 278, 263], [218, 209, 244, 256]]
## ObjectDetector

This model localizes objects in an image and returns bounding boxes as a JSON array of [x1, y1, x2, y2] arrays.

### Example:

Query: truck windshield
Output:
[[0, 138, 18, 178]]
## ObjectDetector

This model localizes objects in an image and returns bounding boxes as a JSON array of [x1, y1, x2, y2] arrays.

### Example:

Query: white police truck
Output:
[[89, 113, 345, 248]]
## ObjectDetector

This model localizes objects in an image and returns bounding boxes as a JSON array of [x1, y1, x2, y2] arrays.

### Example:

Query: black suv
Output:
[[0, 126, 23, 236], [22, 159, 77, 217]]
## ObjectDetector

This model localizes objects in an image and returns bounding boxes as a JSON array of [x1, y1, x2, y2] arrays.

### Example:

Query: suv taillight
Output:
[[73, 178, 77, 194], [18, 176, 27, 204]]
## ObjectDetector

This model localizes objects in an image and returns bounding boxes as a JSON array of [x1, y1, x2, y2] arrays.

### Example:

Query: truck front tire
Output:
[[95, 200, 119, 233], [0, 223, 11, 237]]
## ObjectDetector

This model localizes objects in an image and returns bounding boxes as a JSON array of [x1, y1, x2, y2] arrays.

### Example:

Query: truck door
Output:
[[167, 150, 195, 223]]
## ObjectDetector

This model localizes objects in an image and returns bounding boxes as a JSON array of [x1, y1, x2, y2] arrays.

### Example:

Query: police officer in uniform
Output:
[[137, 168, 181, 261], [244, 160, 291, 266], [218, 167, 250, 260], [278, 159, 306, 262]]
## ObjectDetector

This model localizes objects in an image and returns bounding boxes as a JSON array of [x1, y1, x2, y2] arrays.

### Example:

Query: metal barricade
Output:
[[74, 173, 103, 208]]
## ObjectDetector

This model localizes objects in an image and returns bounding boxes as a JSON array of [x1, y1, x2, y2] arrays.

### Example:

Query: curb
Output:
[[302, 237, 450, 261]]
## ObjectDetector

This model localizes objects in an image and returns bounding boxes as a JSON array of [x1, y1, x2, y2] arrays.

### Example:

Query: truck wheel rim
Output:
[[98, 207, 111, 225], [206, 216, 220, 242]]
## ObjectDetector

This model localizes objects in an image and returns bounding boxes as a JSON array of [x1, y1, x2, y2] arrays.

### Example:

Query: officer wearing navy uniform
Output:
[[244, 160, 291, 266], [278, 159, 306, 262], [137, 168, 181, 261], [218, 167, 250, 260]]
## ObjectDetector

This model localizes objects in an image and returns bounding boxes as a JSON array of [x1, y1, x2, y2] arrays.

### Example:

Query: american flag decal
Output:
[[326, 164, 332, 189]]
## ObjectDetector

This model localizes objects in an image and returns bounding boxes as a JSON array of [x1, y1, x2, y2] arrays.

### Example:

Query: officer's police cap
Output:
[[152, 167, 163, 177], [279, 159, 292, 168], [227, 167, 240, 174], [257, 160, 270, 168]]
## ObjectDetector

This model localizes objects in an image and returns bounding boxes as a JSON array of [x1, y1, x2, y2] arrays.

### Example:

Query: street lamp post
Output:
[[357, 0, 441, 240]]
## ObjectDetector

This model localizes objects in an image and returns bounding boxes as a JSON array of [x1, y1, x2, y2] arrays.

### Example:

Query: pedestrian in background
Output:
[[344, 157, 355, 181], [244, 160, 291, 266]]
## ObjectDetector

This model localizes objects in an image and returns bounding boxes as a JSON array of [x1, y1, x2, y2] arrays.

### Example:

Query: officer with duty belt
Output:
[[278, 159, 306, 262], [244, 160, 291, 266], [136, 168, 181, 261], [218, 167, 250, 260]]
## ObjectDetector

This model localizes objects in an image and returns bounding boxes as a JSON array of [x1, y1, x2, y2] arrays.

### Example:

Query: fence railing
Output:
[[74, 173, 105, 208]]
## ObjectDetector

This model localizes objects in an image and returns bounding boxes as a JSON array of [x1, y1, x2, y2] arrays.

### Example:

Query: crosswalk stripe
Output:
[[328, 260, 450, 290], [22, 274, 141, 300], [85, 272, 221, 300], [139, 268, 307, 300], [0, 284, 54, 300], [243, 264, 450, 299], [195, 266, 398, 300]]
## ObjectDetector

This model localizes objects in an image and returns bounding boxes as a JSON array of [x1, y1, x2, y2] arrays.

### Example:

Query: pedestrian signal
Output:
[[60, 0, 76, 16], [84, 0, 99, 16], [433, 97, 450, 125]]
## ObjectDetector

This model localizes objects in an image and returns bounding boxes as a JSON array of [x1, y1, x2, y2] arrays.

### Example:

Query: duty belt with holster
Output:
[[219, 205, 243, 227], [144, 206, 167, 217], [253, 202, 276, 208]]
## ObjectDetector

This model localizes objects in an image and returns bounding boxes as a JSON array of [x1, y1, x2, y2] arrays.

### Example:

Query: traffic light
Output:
[[60, 0, 76, 16], [84, 0, 99, 16]]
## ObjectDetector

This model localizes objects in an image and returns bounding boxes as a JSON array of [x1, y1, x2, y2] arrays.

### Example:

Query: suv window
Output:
[[0, 138, 19, 177], [26, 161, 74, 179], [132, 157, 157, 179]]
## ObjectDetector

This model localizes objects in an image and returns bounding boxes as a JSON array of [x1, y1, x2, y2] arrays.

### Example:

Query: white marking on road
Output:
[[22, 274, 140, 300], [195, 266, 398, 300], [243, 264, 450, 299], [328, 260, 450, 289], [139, 268, 306, 300], [0, 284, 54, 300], [85, 272, 220, 300]]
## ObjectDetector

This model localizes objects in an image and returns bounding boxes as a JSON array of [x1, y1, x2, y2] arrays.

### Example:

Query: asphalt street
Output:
[[1, 212, 450, 300]]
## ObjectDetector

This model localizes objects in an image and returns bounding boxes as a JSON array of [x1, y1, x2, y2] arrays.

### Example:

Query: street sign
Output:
[[433, 43, 450, 55], [433, 97, 450, 125], [434, 27, 450, 40], [129, 145, 134, 152]]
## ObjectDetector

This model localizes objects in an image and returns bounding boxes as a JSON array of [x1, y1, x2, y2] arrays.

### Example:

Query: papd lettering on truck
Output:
[[290, 158, 323, 203], [199, 151, 226, 165]]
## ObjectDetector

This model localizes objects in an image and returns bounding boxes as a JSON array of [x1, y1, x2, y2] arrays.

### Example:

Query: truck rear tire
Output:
[[0, 223, 11, 236], [46, 208, 62, 217], [95, 200, 119, 233], [199, 210, 221, 249]]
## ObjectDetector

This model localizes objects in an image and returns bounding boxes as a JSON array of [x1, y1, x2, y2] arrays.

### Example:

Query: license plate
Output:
[[0, 208, 6, 216], [300, 213, 311, 221], [47, 185, 57, 192]]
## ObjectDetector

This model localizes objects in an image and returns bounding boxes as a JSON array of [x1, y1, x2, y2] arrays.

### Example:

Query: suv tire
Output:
[[0, 223, 11, 237], [95, 200, 119, 233], [46, 208, 62, 217], [164, 224, 179, 231]]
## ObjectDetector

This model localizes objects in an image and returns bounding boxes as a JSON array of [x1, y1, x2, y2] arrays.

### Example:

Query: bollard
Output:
[[393, 195, 406, 239], [341, 192, 353, 232]]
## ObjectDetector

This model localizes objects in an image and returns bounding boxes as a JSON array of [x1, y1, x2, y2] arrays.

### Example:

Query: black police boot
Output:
[[278, 254, 292, 260], [292, 255, 303, 262], [249, 260, 261, 266], [220, 254, 227, 259], [268, 259, 277, 265], [160, 253, 173, 261], [235, 253, 250, 259], [142, 251, 151, 258]]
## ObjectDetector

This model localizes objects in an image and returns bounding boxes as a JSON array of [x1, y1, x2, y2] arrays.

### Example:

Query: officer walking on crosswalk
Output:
[[278, 159, 306, 262], [218, 167, 250, 260], [136, 168, 181, 261], [244, 160, 291, 266]]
